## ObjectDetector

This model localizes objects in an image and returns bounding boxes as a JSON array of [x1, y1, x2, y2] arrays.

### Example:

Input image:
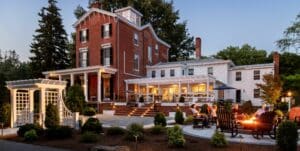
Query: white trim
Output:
[[42, 65, 117, 75], [79, 47, 88, 52], [101, 43, 112, 48], [73, 8, 116, 27], [115, 6, 143, 17]]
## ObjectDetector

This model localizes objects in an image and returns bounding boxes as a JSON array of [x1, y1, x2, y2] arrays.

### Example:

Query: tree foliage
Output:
[[30, 0, 70, 77], [45, 103, 59, 128], [74, 5, 87, 19], [65, 84, 86, 113], [274, 52, 300, 75], [277, 12, 300, 54], [86, 0, 194, 61], [282, 74, 300, 105], [256, 74, 282, 105], [214, 44, 271, 65]]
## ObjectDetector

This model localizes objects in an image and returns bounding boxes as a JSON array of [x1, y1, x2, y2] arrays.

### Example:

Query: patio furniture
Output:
[[216, 107, 239, 137], [252, 111, 277, 139], [294, 116, 300, 129], [193, 114, 209, 128]]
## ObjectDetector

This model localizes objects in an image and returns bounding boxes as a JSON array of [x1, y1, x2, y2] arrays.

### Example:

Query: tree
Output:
[[214, 44, 271, 65], [65, 84, 86, 113], [45, 103, 59, 128], [282, 74, 300, 105], [277, 12, 300, 54], [256, 74, 282, 105], [30, 0, 70, 78], [98, 0, 194, 61], [268, 52, 300, 76], [74, 5, 87, 19]]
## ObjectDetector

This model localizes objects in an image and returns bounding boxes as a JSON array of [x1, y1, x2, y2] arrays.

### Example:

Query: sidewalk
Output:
[[0, 140, 69, 151]]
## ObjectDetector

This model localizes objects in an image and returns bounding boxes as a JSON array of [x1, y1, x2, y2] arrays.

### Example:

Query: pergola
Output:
[[125, 75, 217, 103], [6, 79, 78, 128]]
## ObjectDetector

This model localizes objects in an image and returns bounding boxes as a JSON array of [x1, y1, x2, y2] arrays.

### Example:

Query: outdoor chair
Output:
[[252, 111, 277, 139], [216, 107, 239, 137], [295, 116, 300, 129]]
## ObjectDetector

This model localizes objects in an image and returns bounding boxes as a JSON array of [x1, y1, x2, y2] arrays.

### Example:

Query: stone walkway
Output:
[[0, 128, 18, 136], [0, 140, 69, 151], [183, 125, 300, 145]]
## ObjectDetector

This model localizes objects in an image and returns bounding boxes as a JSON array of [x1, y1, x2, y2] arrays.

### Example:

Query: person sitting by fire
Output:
[[190, 104, 209, 127], [254, 104, 268, 118]]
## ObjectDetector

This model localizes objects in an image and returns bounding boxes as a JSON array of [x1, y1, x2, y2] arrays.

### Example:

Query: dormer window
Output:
[[102, 23, 112, 38], [80, 29, 89, 43], [155, 44, 159, 53], [134, 33, 139, 45]]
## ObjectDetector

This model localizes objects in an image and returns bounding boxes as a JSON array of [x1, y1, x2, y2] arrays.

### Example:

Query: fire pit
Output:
[[240, 116, 257, 129]]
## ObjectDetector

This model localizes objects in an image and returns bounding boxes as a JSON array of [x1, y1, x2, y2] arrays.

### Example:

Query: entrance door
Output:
[[236, 90, 241, 103]]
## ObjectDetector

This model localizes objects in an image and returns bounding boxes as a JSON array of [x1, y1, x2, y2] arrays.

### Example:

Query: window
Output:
[[188, 68, 194, 75], [133, 33, 138, 45], [208, 67, 213, 75], [148, 46, 152, 63], [79, 48, 88, 67], [236, 72, 242, 81], [170, 69, 175, 77], [101, 47, 112, 66], [152, 71, 156, 78], [254, 70, 260, 80], [133, 54, 139, 70], [155, 44, 159, 53], [102, 23, 112, 38], [182, 70, 185, 76], [161, 70, 165, 77], [79, 29, 89, 43], [236, 90, 241, 103], [254, 89, 260, 98]]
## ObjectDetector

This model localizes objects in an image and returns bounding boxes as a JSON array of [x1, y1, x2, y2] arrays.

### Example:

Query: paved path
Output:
[[0, 140, 69, 151], [0, 128, 18, 136], [183, 125, 300, 146]]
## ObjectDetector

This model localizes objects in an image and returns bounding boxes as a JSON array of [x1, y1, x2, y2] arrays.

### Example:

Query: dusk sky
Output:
[[0, 0, 299, 61]]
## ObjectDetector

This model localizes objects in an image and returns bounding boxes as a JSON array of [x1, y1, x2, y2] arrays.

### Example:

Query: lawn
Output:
[[3, 128, 283, 151]]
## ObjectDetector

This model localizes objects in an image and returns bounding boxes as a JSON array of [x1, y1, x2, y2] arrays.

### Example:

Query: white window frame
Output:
[[101, 45, 111, 66], [103, 23, 110, 38], [134, 33, 139, 46], [148, 46, 152, 64], [152, 70, 156, 78], [253, 70, 260, 80], [80, 29, 88, 43], [79, 48, 88, 67], [188, 68, 194, 76], [155, 44, 159, 54], [254, 89, 260, 98], [161, 70, 165, 77], [236, 71, 242, 81], [170, 69, 175, 77], [208, 67, 213, 75], [133, 54, 139, 71]]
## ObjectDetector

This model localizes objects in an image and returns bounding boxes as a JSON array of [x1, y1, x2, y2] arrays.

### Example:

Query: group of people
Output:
[[190, 104, 218, 127]]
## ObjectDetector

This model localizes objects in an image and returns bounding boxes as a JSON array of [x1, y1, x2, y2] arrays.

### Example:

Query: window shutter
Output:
[[101, 25, 104, 38], [109, 24, 112, 36], [79, 31, 82, 42], [100, 48, 104, 65], [79, 52, 82, 67], [110, 47, 113, 65], [86, 29, 89, 41]]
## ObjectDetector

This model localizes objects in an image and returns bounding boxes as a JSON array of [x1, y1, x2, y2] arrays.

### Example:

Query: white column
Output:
[[45, 75, 49, 79], [40, 88, 46, 128], [206, 79, 209, 102], [178, 82, 181, 98], [84, 72, 88, 102], [138, 84, 141, 102], [70, 74, 74, 86], [125, 83, 129, 102], [29, 89, 35, 124], [10, 89, 17, 128], [97, 71, 101, 102], [58, 89, 63, 125], [213, 80, 217, 101], [146, 84, 149, 102], [58, 75, 62, 81]]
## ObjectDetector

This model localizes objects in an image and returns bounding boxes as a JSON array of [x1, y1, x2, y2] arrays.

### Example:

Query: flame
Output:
[[242, 116, 256, 125]]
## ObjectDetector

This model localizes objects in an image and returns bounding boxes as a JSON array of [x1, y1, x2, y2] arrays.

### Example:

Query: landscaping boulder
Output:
[[91, 145, 130, 151]]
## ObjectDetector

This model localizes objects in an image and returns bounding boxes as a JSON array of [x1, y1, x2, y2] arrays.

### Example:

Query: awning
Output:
[[213, 84, 236, 90]]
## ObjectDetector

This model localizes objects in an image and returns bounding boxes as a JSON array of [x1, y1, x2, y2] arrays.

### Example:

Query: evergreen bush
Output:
[[183, 115, 194, 125], [175, 110, 184, 124], [81, 118, 102, 134], [24, 129, 38, 142], [0, 102, 10, 126], [83, 107, 96, 116], [45, 103, 59, 128], [211, 130, 227, 148], [17, 124, 43, 137], [80, 131, 99, 143], [126, 123, 144, 141], [106, 127, 126, 136], [276, 121, 298, 151], [66, 84, 86, 113], [167, 125, 185, 147], [45, 126, 73, 139], [150, 125, 165, 135], [154, 112, 166, 127]]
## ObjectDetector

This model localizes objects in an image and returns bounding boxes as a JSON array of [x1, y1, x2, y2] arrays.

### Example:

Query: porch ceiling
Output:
[[125, 75, 216, 85]]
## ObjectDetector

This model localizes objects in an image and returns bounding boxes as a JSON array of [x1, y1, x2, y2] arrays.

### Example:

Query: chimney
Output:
[[273, 51, 280, 76], [89, 1, 102, 9], [195, 37, 201, 59]]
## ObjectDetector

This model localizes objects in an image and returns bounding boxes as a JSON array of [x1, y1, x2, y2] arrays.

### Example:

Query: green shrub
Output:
[[82, 118, 102, 134], [154, 112, 166, 127], [17, 124, 43, 137], [45, 103, 59, 128], [150, 125, 165, 135], [175, 110, 184, 124], [0, 102, 10, 126], [211, 130, 227, 148], [200, 104, 209, 114], [80, 131, 99, 143], [106, 127, 126, 136], [167, 125, 185, 148], [66, 84, 86, 113], [83, 107, 96, 116], [126, 123, 144, 141], [45, 126, 73, 139], [276, 121, 298, 151], [179, 96, 185, 103], [241, 100, 254, 114], [275, 109, 284, 117], [24, 129, 38, 142], [183, 115, 194, 125]]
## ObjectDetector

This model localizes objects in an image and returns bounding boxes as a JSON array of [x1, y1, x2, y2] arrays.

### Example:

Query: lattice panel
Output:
[[16, 91, 30, 126], [45, 90, 59, 105]]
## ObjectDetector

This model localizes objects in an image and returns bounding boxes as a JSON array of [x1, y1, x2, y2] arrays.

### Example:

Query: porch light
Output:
[[287, 91, 292, 97]]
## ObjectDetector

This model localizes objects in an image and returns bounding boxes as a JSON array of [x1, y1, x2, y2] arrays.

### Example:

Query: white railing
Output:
[[58, 94, 76, 128]]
